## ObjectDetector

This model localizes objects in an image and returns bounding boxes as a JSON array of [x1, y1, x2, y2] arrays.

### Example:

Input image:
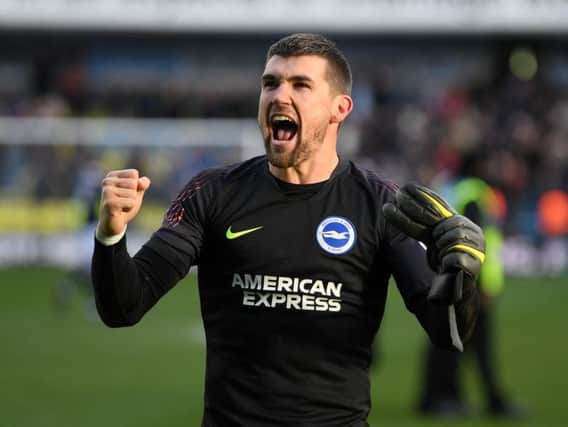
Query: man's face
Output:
[[258, 55, 337, 168]]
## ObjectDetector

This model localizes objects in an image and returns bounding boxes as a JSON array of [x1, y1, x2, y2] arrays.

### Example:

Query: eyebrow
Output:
[[261, 73, 315, 84]]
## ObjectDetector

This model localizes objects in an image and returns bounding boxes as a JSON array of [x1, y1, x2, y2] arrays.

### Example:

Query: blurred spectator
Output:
[[51, 158, 103, 321], [416, 151, 527, 419]]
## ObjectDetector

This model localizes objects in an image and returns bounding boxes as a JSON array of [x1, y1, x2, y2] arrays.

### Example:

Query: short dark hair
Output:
[[266, 33, 352, 95]]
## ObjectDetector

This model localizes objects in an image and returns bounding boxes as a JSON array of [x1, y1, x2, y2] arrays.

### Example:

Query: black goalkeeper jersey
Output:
[[92, 156, 471, 427]]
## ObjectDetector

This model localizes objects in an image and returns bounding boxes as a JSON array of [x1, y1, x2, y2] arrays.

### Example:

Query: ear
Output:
[[331, 94, 353, 124]]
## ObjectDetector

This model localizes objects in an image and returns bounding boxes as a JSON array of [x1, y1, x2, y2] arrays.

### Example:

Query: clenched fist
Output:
[[97, 169, 151, 238]]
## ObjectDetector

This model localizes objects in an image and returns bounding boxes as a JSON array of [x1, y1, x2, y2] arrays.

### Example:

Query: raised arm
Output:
[[92, 169, 204, 327]]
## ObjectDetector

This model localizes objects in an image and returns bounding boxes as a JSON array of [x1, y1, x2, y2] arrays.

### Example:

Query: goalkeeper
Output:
[[92, 33, 484, 426]]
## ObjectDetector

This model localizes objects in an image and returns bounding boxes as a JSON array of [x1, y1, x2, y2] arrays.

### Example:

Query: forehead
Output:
[[263, 55, 329, 80]]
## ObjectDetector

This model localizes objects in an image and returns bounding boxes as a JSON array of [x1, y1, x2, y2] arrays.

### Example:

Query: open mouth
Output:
[[270, 114, 298, 142]]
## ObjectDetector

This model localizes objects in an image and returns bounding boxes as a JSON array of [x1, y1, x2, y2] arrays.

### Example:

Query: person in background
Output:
[[52, 159, 102, 321], [417, 151, 527, 419]]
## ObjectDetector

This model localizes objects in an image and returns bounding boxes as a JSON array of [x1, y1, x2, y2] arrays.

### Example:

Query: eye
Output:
[[294, 82, 310, 89], [262, 80, 278, 89]]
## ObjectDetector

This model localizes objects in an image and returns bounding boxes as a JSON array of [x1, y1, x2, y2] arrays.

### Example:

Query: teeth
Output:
[[271, 115, 295, 124]]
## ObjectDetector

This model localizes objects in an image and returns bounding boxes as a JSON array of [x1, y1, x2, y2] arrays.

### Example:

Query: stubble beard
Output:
[[264, 125, 326, 169]]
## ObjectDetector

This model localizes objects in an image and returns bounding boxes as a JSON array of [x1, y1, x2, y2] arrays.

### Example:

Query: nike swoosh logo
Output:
[[226, 225, 263, 240]]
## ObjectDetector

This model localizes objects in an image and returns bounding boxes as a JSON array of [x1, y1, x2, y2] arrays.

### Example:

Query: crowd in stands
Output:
[[0, 38, 567, 241], [358, 71, 568, 239]]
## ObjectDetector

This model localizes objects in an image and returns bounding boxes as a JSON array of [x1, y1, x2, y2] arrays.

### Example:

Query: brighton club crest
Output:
[[316, 216, 357, 255]]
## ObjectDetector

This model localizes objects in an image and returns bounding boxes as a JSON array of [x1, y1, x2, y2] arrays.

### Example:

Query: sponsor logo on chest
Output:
[[232, 273, 342, 312]]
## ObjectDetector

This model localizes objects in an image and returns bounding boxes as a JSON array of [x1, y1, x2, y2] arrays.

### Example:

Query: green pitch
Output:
[[0, 266, 565, 426]]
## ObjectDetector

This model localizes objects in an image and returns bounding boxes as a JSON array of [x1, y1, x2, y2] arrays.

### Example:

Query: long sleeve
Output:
[[91, 169, 217, 327], [92, 236, 188, 327]]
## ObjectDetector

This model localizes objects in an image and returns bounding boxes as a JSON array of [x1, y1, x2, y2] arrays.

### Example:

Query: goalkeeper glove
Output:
[[382, 183, 485, 305]]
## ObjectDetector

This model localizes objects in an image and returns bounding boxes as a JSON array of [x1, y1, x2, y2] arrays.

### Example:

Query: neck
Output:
[[269, 150, 339, 184]]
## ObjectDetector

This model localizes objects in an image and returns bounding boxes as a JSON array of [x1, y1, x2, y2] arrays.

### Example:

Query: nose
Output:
[[271, 82, 292, 105]]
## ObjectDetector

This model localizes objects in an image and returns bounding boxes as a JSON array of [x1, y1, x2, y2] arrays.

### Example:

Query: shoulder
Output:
[[341, 159, 399, 203], [183, 155, 266, 190], [178, 155, 268, 202], [164, 156, 267, 227], [222, 155, 267, 182], [339, 161, 404, 244]]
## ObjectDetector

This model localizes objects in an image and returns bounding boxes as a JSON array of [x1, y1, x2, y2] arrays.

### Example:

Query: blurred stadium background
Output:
[[0, 1, 566, 426]]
